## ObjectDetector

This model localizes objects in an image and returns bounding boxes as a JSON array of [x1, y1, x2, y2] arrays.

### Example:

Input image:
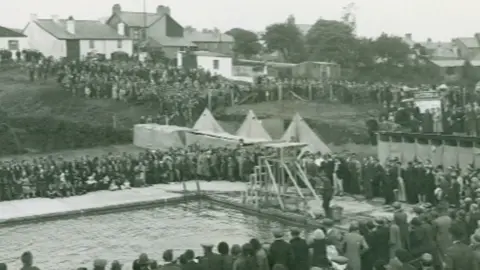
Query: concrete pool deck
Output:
[[0, 180, 414, 226]]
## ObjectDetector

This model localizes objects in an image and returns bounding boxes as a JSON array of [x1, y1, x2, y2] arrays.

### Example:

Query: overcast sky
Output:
[[1, 0, 479, 42]]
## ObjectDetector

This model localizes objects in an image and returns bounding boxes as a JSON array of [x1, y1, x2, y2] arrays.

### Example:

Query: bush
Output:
[[0, 50, 13, 61], [0, 115, 132, 155]]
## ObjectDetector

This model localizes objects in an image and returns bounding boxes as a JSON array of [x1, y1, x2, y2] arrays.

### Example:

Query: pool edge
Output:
[[0, 193, 201, 227]]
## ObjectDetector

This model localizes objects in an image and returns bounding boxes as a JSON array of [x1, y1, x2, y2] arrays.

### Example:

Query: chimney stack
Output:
[[156, 5, 171, 16], [112, 4, 121, 14], [51, 15, 59, 23], [66, 16, 75, 35], [117, 22, 125, 36], [427, 38, 432, 43], [30, 14, 38, 21], [405, 33, 412, 40]]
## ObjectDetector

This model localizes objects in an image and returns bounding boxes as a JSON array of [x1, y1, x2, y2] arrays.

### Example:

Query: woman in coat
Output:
[[343, 222, 369, 270]]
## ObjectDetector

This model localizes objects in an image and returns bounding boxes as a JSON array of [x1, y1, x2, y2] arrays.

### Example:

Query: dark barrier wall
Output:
[[378, 132, 480, 170]]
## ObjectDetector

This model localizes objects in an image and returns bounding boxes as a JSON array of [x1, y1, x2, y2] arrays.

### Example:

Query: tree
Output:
[[184, 25, 196, 32], [305, 19, 358, 67], [263, 16, 307, 63], [372, 33, 412, 67], [225, 28, 262, 58], [461, 60, 478, 89]]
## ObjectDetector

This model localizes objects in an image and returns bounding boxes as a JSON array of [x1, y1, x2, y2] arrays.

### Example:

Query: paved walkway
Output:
[[0, 180, 413, 223]]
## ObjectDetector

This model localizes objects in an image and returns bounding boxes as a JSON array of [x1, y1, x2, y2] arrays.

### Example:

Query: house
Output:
[[429, 59, 480, 81], [105, 4, 234, 58], [403, 34, 458, 59], [23, 14, 133, 60], [177, 50, 232, 79], [0, 25, 28, 53], [183, 29, 233, 55], [452, 37, 480, 60]]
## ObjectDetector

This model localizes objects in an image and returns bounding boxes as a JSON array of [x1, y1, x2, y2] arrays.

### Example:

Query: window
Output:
[[213, 59, 219, 70], [446, 67, 455, 75], [8, 40, 19, 50], [117, 40, 122, 49], [89, 40, 95, 49]]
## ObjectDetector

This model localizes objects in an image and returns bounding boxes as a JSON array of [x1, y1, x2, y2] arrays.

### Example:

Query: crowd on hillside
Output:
[[6, 199, 480, 270]]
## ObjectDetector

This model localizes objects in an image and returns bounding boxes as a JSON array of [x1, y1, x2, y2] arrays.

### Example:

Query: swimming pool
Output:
[[0, 201, 305, 270]]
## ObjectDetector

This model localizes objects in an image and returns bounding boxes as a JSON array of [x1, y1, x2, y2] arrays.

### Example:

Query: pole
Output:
[[207, 89, 212, 110]]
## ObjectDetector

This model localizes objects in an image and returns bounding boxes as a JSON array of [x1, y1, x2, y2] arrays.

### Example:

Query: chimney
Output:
[[51, 15, 59, 23], [405, 33, 412, 40], [156, 5, 171, 16], [30, 14, 38, 21], [112, 4, 121, 14], [66, 16, 75, 35], [427, 38, 432, 43], [117, 22, 125, 36]]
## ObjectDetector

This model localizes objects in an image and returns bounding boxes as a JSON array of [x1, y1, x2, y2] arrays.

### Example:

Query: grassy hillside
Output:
[[0, 68, 159, 128]]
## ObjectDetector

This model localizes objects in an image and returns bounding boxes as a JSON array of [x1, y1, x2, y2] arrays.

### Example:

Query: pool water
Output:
[[0, 201, 306, 270]]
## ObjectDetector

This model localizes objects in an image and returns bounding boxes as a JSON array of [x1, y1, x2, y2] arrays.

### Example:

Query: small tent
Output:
[[236, 110, 272, 141], [187, 108, 232, 147], [192, 108, 225, 133], [281, 113, 331, 155]]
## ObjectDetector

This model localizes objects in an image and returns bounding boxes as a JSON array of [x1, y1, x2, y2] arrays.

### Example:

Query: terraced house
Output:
[[105, 4, 234, 58]]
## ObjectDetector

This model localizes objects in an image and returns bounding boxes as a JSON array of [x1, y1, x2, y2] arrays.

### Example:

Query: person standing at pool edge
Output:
[[20, 251, 40, 270]]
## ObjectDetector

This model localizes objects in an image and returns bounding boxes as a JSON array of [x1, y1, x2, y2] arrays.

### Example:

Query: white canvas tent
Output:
[[134, 124, 189, 149], [236, 110, 272, 141], [186, 108, 232, 147], [281, 113, 331, 154]]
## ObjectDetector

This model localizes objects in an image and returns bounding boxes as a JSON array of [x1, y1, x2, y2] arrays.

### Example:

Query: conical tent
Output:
[[236, 110, 272, 141], [281, 113, 331, 154], [192, 108, 225, 133]]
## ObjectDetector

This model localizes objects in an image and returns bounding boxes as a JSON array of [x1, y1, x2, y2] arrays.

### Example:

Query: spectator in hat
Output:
[[269, 228, 294, 270], [160, 249, 181, 270], [199, 243, 223, 270], [250, 238, 269, 270], [323, 218, 343, 253], [182, 250, 201, 270], [444, 224, 477, 270], [470, 232, 480, 269], [93, 259, 108, 270], [110, 260, 122, 270], [132, 253, 150, 270], [217, 242, 234, 270], [344, 222, 368, 270], [232, 243, 256, 270], [371, 218, 390, 265], [308, 228, 331, 269], [409, 217, 434, 259], [20, 251, 39, 270], [289, 228, 308, 270]]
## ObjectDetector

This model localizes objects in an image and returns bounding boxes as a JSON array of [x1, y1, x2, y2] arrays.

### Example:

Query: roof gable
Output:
[[35, 19, 130, 40], [0, 25, 26, 37], [114, 11, 163, 27], [455, 37, 479, 48]]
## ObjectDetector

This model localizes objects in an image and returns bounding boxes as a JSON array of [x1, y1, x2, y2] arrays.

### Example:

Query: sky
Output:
[[1, 0, 480, 42]]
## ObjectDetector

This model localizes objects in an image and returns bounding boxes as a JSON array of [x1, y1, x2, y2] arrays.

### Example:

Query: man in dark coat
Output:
[[289, 228, 309, 270], [371, 218, 390, 265], [444, 224, 478, 270], [269, 229, 294, 270], [199, 243, 223, 270], [321, 173, 334, 218]]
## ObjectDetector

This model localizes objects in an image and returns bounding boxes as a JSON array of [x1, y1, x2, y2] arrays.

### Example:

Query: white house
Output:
[[23, 14, 133, 60], [0, 25, 28, 53], [177, 50, 232, 78]]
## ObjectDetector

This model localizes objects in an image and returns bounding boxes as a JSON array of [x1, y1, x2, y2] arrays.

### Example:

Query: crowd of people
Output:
[[5, 199, 480, 270]]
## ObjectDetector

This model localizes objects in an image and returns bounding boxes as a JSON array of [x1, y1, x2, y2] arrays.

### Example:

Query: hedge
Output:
[[0, 116, 132, 155]]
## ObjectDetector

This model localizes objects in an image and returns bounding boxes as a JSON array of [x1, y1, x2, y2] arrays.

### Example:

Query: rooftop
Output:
[[35, 19, 130, 40], [455, 37, 480, 48], [0, 25, 26, 37], [430, 59, 480, 67], [192, 50, 230, 58], [184, 30, 234, 43], [112, 11, 162, 27]]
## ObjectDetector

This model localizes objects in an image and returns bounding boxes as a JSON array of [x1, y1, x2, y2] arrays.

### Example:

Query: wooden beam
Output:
[[264, 160, 285, 210], [295, 162, 320, 201]]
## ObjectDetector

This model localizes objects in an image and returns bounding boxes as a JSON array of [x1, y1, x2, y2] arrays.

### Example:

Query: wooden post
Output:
[[308, 84, 313, 100], [165, 115, 169, 125], [230, 88, 235, 106], [112, 114, 117, 129], [278, 84, 283, 101], [182, 181, 187, 193], [329, 83, 334, 101], [195, 180, 201, 195], [207, 89, 212, 110]]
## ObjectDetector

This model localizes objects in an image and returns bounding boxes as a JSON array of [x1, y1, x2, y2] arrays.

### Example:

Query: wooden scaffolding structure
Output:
[[244, 142, 320, 217]]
